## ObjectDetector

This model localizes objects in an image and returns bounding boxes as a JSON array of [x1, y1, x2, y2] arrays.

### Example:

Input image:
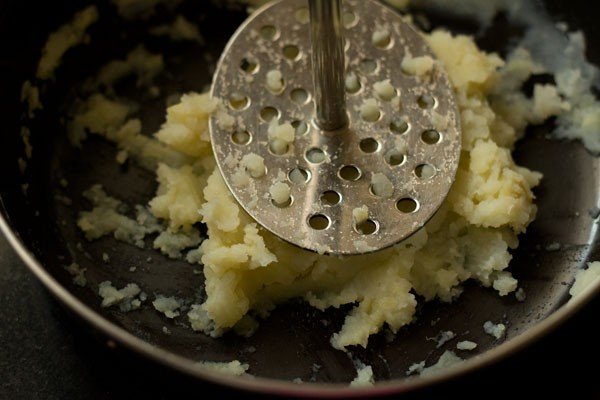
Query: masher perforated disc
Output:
[[209, 0, 461, 255]]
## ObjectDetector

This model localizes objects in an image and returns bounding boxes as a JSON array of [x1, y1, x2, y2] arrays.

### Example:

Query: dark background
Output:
[[1, 232, 598, 399]]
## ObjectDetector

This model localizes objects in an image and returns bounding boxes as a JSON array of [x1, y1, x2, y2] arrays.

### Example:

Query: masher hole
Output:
[[283, 44, 300, 60], [292, 120, 309, 136], [385, 150, 405, 166], [240, 57, 258, 74], [390, 118, 409, 134], [418, 93, 437, 109], [268, 141, 289, 156], [345, 72, 362, 94], [359, 59, 378, 75], [306, 148, 326, 164], [361, 108, 381, 122], [231, 131, 251, 145], [372, 28, 392, 49], [260, 106, 279, 122], [308, 214, 331, 230], [396, 198, 419, 213], [342, 11, 357, 28], [421, 129, 441, 144], [266, 70, 285, 93], [260, 25, 278, 40], [271, 196, 293, 208], [415, 164, 436, 180], [291, 88, 310, 104], [339, 165, 361, 181], [229, 93, 249, 110], [359, 138, 379, 153], [356, 219, 378, 235], [288, 167, 311, 184], [295, 7, 309, 24], [321, 190, 341, 206]]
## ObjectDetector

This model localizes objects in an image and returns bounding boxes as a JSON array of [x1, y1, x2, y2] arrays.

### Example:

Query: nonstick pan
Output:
[[1, 0, 599, 396]]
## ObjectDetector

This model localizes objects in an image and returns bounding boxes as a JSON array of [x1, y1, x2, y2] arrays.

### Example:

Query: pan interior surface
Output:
[[0, 0, 599, 388]]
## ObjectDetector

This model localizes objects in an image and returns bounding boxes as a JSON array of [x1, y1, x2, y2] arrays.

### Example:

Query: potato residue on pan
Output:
[[21, 0, 600, 383]]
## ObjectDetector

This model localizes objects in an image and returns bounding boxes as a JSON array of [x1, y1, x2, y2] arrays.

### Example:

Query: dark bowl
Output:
[[1, 0, 599, 396]]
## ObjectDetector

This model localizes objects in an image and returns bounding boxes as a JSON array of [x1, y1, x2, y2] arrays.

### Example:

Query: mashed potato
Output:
[[118, 30, 544, 350], [570, 262, 600, 298], [60, 3, 572, 351], [36, 5, 99, 80]]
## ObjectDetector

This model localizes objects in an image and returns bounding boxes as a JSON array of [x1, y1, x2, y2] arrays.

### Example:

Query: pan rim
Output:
[[1, 208, 599, 397]]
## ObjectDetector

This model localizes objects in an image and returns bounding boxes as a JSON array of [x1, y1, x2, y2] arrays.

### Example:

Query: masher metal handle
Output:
[[309, 0, 348, 131]]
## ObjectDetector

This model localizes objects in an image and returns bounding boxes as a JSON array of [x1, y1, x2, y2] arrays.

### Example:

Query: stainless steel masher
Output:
[[210, 0, 461, 255]]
